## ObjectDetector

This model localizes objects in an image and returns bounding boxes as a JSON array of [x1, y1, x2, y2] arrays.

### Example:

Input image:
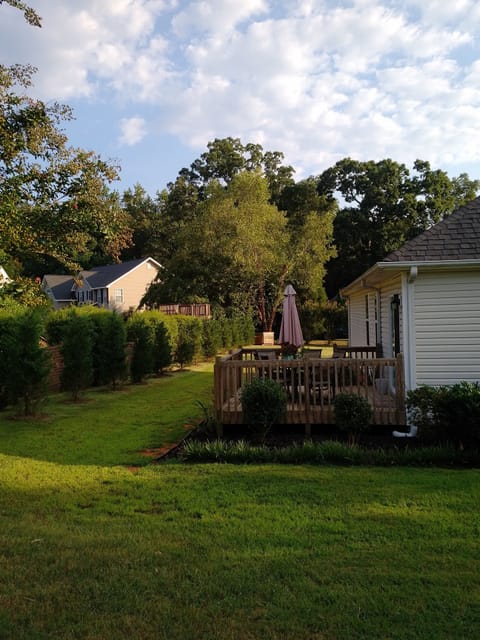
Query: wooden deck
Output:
[[214, 349, 406, 433]]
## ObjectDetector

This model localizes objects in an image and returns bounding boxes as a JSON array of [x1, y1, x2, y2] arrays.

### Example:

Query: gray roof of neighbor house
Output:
[[80, 257, 160, 288], [383, 196, 480, 263], [43, 274, 75, 300]]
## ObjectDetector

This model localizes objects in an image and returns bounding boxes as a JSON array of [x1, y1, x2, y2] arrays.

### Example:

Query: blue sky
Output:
[[2, 0, 480, 196]]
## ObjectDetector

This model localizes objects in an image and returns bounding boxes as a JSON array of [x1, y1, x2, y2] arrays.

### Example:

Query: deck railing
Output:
[[214, 350, 405, 433]]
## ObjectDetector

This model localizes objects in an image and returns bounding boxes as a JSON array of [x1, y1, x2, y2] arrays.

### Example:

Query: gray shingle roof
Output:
[[43, 274, 75, 300], [80, 257, 151, 288], [383, 196, 480, 262]]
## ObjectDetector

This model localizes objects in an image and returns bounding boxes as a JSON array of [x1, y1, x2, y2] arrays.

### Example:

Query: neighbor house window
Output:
[[114, 288, 124, 304]]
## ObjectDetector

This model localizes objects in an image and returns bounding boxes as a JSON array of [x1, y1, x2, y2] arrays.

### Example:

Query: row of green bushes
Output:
[[180, 438, 480, 466], [406, 382, 480, 447], [0, 307, 255, 413]]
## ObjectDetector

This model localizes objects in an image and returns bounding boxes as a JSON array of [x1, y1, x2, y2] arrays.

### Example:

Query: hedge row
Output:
[[0, 310, 50, 415], [0, 307, 255, 412]]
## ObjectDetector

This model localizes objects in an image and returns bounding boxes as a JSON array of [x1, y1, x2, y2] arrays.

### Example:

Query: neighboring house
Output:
[[341, 196, 480, 393], [41, 274, 76, 309], [0, 265, 12, 287], [42, 257, 162, 312], [0, 266, 12, 287]]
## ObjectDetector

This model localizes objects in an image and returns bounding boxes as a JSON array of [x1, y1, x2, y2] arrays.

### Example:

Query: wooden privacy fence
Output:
[[214, 350, 406, 433]]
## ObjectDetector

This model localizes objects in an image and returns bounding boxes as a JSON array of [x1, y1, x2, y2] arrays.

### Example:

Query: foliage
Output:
[[241, 377, 287, 441], [318, 157, 480, 296], [318, 298, 348, 341], [143, 140, 334, 330], [0, 63, 131, 274], [91, 311, 127, 388], [181, 438, 480, 467], [0, 276, 52, 310], [120, 183, 161, 261], [0, 309, 50, 414], [60, 311, 93, 400], [1, 0, 41, 26], [407, 382, 480, 447], [334, 392, 373, 444], [175, 335, 196, 369], [126, 314, 155, 383]]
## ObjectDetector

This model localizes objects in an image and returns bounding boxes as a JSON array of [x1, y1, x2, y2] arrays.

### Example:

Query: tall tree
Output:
[[121, 183, 161, 261], [144, 172, 335, 331], [318, 157, 479, 296], [0, 64, 132, 274]]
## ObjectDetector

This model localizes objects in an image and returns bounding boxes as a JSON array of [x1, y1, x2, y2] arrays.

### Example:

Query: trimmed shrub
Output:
[[175, 316, 203, 367], [127, 315, 155, 383], [407, 382, 480, 447], [333, 392, 373, 444], [93, 312, 127, 388], [60, 311, 93, 400], [202, 319, 223, 358], [241, 377, 287, 442], [0, 310, 51, 415]]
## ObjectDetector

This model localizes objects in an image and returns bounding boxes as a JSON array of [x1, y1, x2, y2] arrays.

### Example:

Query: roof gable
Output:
[[79, 257, 161, 288], [42, 274, 75, 300], [384, 196, 480, 263]]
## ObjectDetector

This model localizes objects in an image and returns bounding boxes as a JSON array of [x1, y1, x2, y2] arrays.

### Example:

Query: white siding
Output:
[[347, 292, 367, 345], [414, 270, 480, 385], [379, 276, 402, 358]]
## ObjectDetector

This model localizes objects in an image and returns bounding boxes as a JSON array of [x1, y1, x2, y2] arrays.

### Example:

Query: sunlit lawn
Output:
[[0, 362, 479, 639], [0, 362, 214, 466]]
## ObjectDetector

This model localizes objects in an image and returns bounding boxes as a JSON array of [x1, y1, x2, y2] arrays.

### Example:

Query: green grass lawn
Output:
[[0, 362, 214, 466], [1, 365, 479, 639]]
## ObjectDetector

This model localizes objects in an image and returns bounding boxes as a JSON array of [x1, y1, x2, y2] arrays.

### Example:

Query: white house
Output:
[[341, 197, 480, 393]]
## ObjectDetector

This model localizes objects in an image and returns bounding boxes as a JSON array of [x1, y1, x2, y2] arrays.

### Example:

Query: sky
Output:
[[1, 0, 480, 196]]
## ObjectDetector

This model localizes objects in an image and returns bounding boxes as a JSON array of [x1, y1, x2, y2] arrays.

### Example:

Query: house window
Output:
[[114, 288, 124, 304]]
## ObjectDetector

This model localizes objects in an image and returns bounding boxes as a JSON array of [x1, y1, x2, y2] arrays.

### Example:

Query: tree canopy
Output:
[[318, 157, 480, 296], [143, 171, 335, 330], [1, 0, 41, 27], [0, 64, 132, 275]]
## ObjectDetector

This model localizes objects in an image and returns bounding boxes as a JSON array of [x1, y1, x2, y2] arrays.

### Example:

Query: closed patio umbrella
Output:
[[278, 284, 304, 348]]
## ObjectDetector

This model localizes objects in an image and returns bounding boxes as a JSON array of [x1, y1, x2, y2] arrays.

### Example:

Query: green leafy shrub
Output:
[[126, 315, 155, 382], [180, 439, 480, 467], [153, 320, 172, 373], [0, 310, 51, 415], [202, 319, 223, 358], [333, 392, 373, 444], [175, 316, 202, 368], [61, 311, 93, 400], [241, 377, 287, 442], [407, 382, 480, 447]]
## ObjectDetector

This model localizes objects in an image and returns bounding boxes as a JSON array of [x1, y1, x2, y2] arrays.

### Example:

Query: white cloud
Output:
[[119, 116, 147, 145], [2, 0, 480, 190]]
